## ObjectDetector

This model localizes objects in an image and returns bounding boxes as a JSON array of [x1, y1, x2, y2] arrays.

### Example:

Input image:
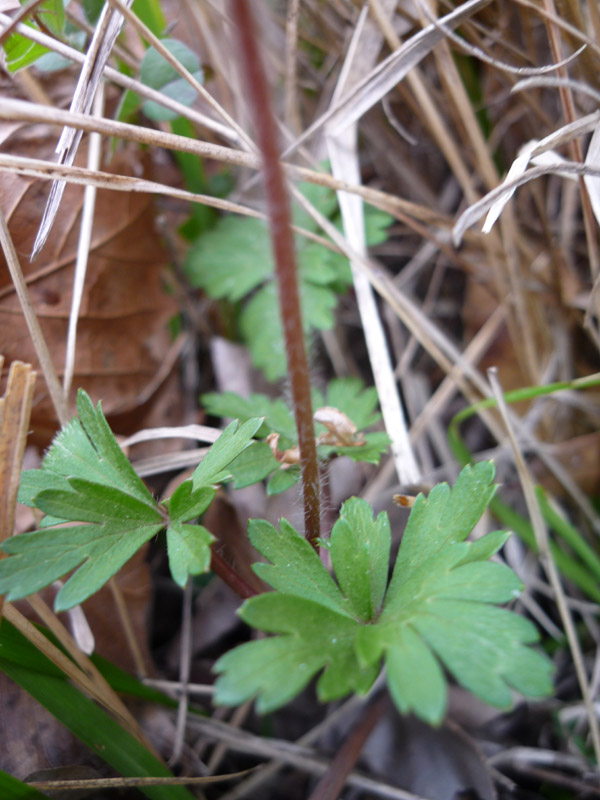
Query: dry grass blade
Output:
[[454, 162, 600, 244], [31, 0, 134, 258], [416, 0, 587, 76], [488, 368, 600, 766], [325, 0, 419, 485], [62, 83, 104, 401], [0, 204, 68, 425], [3, 602, 160, 754], [0, 96, 444, 225], [28, 768, 256, 790], [281, 0, 492, 154]]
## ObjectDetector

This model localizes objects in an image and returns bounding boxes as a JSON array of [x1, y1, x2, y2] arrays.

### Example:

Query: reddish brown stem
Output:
[[307, 693, 389, 800], [230, 0, 320, 548], [210, 550, 257, 600]]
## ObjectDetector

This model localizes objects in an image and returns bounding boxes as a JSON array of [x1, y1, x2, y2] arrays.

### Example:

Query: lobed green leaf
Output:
[[215, 462, 553, 724]]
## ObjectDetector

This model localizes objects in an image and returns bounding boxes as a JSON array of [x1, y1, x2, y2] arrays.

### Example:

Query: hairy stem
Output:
[[230, 0, 320, 547]]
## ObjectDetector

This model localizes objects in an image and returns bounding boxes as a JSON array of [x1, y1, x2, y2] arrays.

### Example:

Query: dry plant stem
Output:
[[207, 701, 252, 774], [220, 674, 388, 800], [107, 577, 148, 678], [0, 97, 441, 225], [171, 579, 193, 765], [230, 0, 320, 547], [0, 360, 36, 620], [307, 693, 389, 800], [488, 368, 600, 765], [0, 204, 68, 426], [187, 708, 425, 800], [28, 770, 256, 791], [0, 0, 46, 46]]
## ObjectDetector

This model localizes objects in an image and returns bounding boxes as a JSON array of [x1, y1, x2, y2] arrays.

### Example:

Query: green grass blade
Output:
[[0, 770, 50, 799], [0, 622, 195, 800]]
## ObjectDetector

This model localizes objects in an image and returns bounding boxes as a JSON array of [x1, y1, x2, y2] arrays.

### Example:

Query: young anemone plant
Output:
[[0, 0, 553, 730], [0, 390, 553, 725]]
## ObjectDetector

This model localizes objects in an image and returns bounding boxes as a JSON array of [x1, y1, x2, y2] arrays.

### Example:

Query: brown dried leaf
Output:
[[0, 111, 176, 441]]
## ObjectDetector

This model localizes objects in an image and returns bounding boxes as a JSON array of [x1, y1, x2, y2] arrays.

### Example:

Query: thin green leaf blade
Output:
[[0, 622, 195, 800], [0, 769, 51, 799]]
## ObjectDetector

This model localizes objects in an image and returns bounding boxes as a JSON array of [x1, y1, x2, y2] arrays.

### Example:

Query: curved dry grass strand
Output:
[[31, 0, 134, 258], [453, 161, 600, 244]]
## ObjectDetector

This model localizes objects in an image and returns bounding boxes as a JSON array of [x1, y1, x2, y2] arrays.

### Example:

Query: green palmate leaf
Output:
[[166, 523, 215, 587], [214, 464, 553, 724], [319, 432, 391, 464], [185, 165, 392, 380], [140, 39, 203, 121], [249, 518, 352, 617], [323, 377, 381, 429], [0, 391, 166, 610], [191, 417, 263, 489], [185, 217, 273, 301], [203, 378, 388, 493], [1, 391, 236, 609], [214, 506, 387, 712], [238, 283, 286, 381], [240, 280, 340, 379], [266, 467, 300, 495], [19, 390, 155, 510]]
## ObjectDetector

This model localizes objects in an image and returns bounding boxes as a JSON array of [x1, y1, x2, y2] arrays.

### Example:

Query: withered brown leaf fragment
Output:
[[0, 88, 176, 441]]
